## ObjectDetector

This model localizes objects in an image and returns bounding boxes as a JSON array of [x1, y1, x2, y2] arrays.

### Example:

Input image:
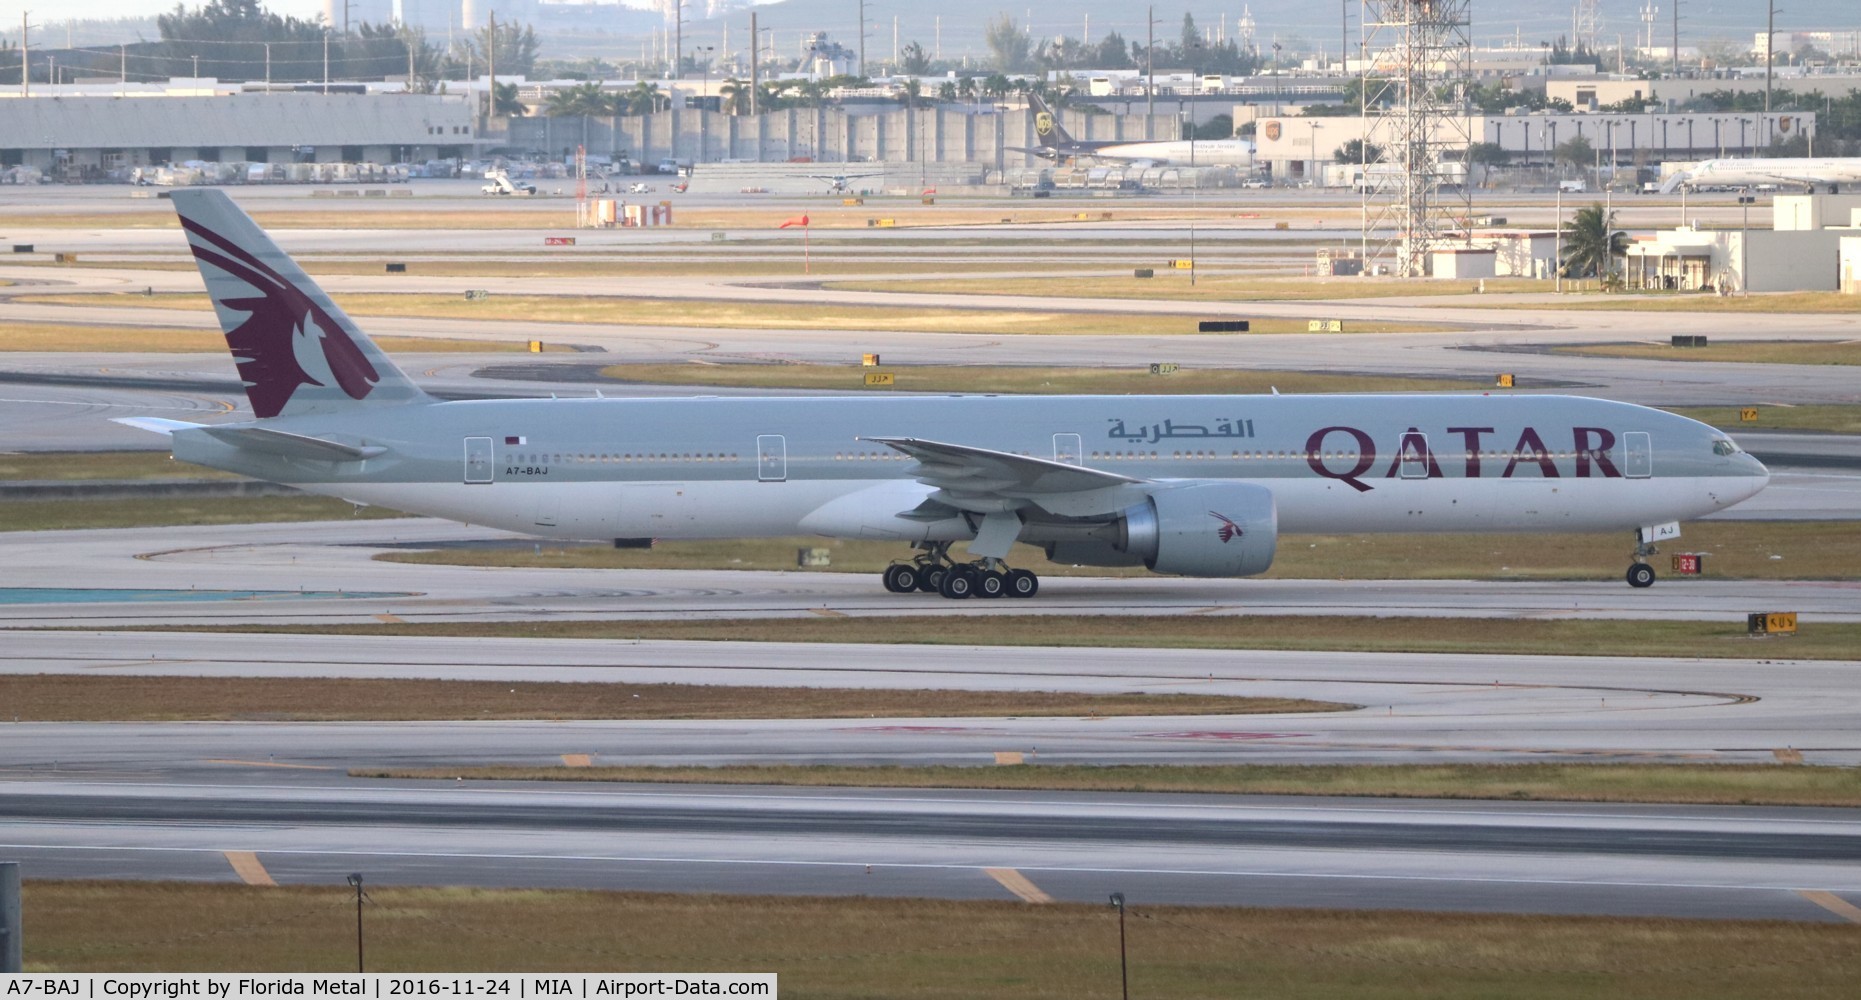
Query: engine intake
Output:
[[1121, 482, 1277, 577]]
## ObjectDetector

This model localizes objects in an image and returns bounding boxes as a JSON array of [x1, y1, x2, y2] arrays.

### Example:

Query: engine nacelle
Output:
[[1122, 482, 1277, 577]]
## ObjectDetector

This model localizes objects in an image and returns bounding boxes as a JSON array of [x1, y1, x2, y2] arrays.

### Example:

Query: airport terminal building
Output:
[[0, 84, 478, 178]]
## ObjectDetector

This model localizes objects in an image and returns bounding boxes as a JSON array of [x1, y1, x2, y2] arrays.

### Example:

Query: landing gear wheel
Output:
[[938, 566, 976, 599], [1626, 562, 1656, 588], [975, 570, 1006, 599], [920, 565, 948, 593], [883, 563, 920, 594], [1004, 569, 1040, 598]]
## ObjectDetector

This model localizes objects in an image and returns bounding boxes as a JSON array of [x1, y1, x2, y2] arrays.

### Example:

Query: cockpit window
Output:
[[1712, 439, 1739, 456]]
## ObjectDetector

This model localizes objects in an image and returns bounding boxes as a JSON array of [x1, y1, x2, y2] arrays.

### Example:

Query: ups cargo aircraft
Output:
[[1011, 94, 1257, 169], [121, 190, 1769, 599]]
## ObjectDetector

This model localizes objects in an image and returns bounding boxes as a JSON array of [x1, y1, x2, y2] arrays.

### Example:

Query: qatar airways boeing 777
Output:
[[121, 190, 1768, 599]]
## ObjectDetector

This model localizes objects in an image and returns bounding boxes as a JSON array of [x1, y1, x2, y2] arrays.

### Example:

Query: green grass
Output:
[[357, 762, 1861, 807], [376, 520, 1861, 583], [1534, 291, 1861, 313], [0, 674, 1337, 722], [825, 273, 1550, 302], [0, 450, 233, 482], [0, 495, 408, 532], [597, 363, 1476, 394], [1558, 341, 1861, 366], [1670, 405, 1861, 434], [24, 882, 1861, 995], [0, 319, 567, 354], [14, 292, 1440, 336], [147, 615, 1861, 661]]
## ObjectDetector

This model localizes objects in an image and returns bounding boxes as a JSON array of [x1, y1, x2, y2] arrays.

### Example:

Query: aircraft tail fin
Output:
[[168, 189, 432, 420], [1027, 92, 1076, 149]]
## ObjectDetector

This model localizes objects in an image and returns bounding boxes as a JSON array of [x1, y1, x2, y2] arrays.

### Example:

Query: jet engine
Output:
[[1119, 481, 1277, 577]]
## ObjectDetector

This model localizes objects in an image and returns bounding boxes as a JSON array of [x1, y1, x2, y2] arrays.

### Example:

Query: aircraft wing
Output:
[[867, 436, 1147, 516]]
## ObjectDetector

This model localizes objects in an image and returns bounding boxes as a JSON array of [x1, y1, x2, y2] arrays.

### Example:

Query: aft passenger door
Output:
[[1624, 431, 1653, 479], [463, 436, 493, 484], [757, 434, 787, 482]]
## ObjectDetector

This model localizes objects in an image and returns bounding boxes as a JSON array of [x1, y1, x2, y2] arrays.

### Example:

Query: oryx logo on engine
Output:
[[1210, 511, 1244, 543]]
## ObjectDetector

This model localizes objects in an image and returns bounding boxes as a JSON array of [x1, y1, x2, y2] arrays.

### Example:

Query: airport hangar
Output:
[[0, 85, 479, 175]]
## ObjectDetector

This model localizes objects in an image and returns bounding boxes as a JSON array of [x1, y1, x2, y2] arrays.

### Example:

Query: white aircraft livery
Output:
[[122, 191, 1769, 598], [1659, 156, 1861, 193], [1013, 94, 1257, 169]]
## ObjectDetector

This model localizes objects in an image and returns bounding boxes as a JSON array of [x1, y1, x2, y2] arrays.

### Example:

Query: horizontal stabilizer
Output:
[[201, 425, 386, 462], [110, 416, 204, 437]]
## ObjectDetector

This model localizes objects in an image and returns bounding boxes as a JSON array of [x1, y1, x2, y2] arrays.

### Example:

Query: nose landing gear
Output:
[[882, 543, 1040, 599]]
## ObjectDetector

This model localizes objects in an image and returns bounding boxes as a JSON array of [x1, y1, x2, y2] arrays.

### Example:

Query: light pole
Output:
[[1554, 181, 1563, 292], [1308, 121, 1323, 186], [1109, 893, 1129, 1000]]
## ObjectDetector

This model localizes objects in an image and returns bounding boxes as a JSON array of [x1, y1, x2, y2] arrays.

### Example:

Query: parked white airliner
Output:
[[121, 191, 1768, 599]]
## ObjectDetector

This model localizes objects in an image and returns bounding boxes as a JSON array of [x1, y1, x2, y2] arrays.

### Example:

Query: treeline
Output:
[[0, 0, 538, 89]]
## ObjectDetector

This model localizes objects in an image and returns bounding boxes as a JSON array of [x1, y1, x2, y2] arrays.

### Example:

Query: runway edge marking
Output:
[[984, 867, 1053, 904], [1796, 889, 1861, 924], [223, 850, 276, 887]]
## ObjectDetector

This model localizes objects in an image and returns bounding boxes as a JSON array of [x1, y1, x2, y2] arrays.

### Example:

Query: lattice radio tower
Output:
[[1358, 0, 1474, 277]]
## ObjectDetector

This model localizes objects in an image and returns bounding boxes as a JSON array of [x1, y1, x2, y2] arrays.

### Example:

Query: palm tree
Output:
[[545, 81, 614, 118], [718, 77, 752, 115], [896, 79, 923, 108], [623, 81, 667, 115], [937, 81, 957, 102], [492, 81, 527, 117], [1560, 203, 1628, 282]]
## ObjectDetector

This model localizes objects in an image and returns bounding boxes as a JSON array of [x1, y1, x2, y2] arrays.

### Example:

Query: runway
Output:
[[2, 779, 1857, 921], [4, 183, 1857, 921], [3, 517, 1860, 628]]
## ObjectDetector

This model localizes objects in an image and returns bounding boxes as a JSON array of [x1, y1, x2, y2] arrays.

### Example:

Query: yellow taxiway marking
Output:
[[993, 752, 1025, 765], [204, 759, 336, 771], [561, 754, 594, 767], [984, 867, 1053, 904], [223, 851, 277, 887], [807, 607, 847, 618], [1798, 890, 1861, 924], [373, 613, 406, 624]]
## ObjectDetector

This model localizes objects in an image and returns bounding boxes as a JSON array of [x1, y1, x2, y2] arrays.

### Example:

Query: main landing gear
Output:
[[881, 543, 1040, 600], [1626, 535, 1659, 588]]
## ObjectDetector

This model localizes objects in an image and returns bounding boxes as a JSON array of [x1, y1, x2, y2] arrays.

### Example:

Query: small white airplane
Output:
[[809, 171, 881, 194], [1659, 156, 1861, 194]]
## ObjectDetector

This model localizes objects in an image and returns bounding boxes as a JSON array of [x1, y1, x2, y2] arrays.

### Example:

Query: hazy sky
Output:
[[33, 1, 1849, 41]]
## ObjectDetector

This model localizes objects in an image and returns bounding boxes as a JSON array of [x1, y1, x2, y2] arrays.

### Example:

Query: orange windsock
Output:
[[779, 215, 810, 228]]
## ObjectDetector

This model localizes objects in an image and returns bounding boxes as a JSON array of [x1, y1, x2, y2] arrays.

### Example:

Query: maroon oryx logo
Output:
[[178, 215, 379, 418], [1210, 511, 1244, 543]]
